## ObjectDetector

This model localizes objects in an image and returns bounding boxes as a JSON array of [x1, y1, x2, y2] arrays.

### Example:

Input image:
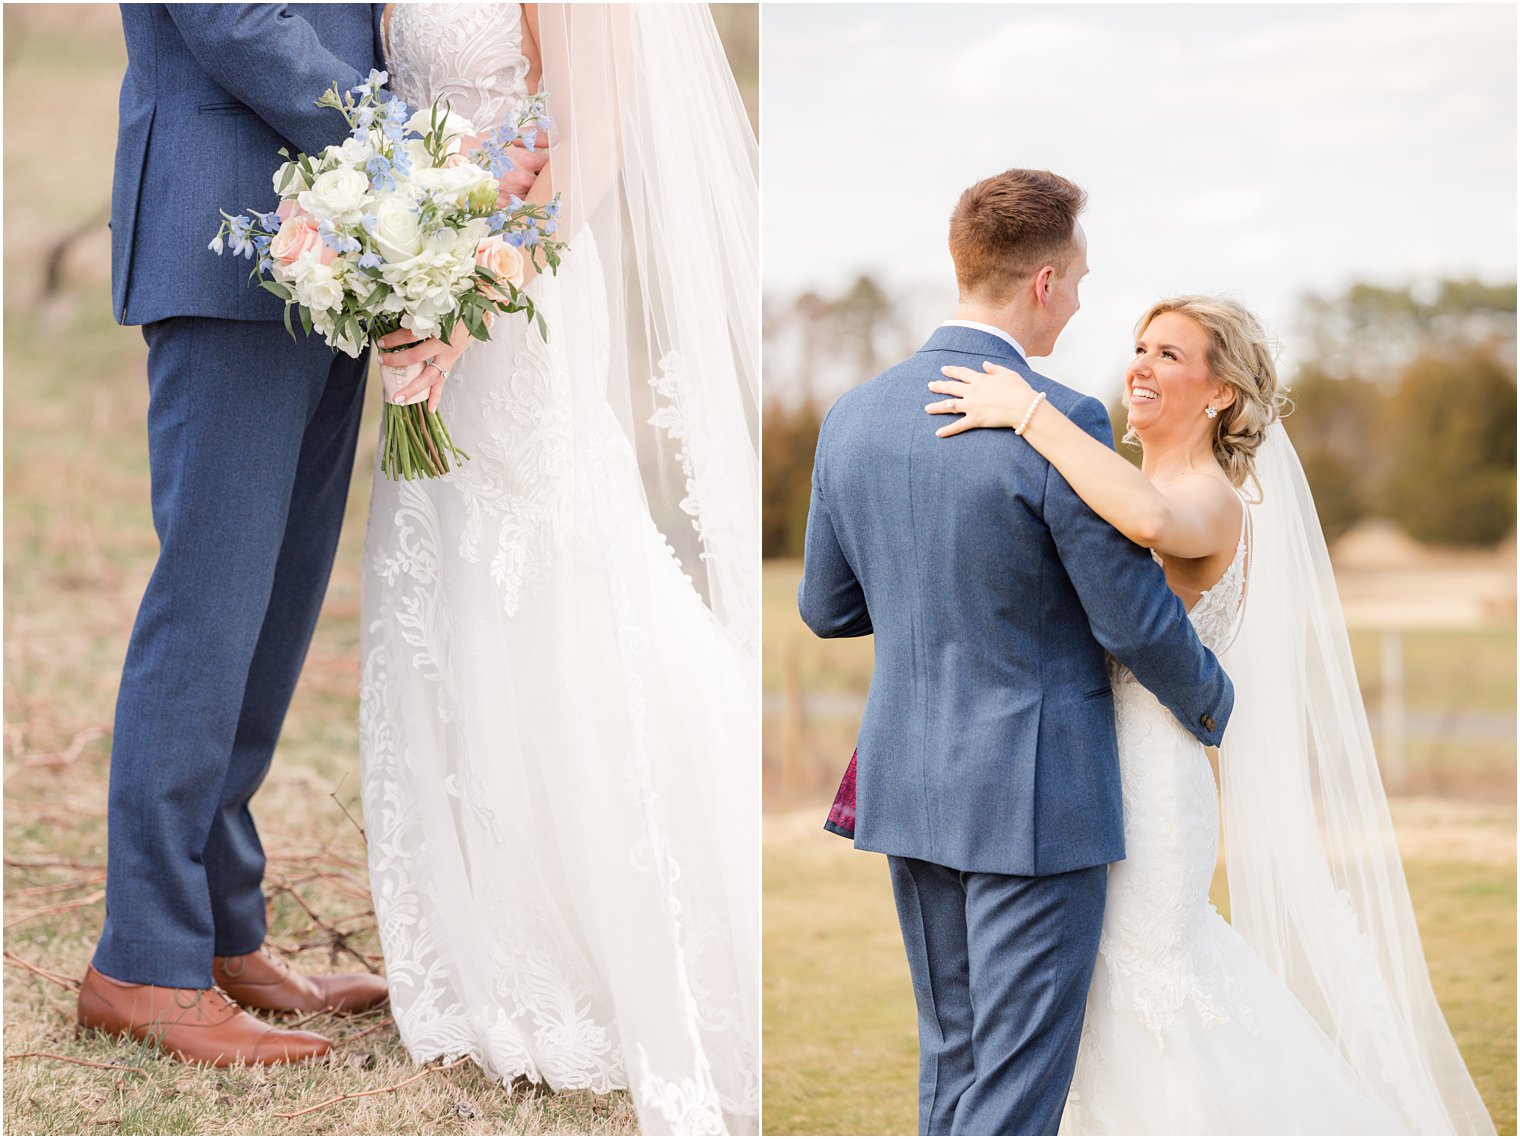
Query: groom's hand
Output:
[[379, 325, 476, 414]]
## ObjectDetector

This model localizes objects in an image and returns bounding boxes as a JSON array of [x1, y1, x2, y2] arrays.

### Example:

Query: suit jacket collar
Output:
[[918, 323, 1029, 366]]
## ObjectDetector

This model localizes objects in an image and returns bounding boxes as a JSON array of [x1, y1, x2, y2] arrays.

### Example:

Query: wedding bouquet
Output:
[[211, 70, 565, 479]]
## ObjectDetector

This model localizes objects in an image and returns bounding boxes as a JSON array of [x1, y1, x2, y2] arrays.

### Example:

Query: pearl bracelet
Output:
[[1014, 391, 1047, 436]]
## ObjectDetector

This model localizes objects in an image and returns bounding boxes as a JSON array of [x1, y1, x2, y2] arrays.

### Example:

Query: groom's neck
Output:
[[950, 302, 1037, 353]]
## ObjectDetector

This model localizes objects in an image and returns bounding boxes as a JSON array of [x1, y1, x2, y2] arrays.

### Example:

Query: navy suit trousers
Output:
[[888, 856, 1107, 1136], [93, 317, 367, 987]]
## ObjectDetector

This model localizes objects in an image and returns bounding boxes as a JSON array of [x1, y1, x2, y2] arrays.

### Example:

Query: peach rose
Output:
[[275, 198, 305, 222], [270, 215, 324, 265], [475, 234, 525, 300]]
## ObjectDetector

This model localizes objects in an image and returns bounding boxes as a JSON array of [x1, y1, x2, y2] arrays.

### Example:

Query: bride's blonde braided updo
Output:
[[1126, 295, 1287, 488]]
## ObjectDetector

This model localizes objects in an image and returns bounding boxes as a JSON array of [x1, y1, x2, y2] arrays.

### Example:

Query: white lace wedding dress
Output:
[[1061, 503, 1406, 1135], [359, 7, 758, 1134]]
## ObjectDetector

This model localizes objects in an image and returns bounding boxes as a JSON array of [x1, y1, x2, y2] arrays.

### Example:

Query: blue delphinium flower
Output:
[[317, 219, 362, 255], [352, 69, 387, 97], [358, 250, 384, 270], [379, 96, 411, 144], [227, 215, 256, 259], [366, 154, 396, 193], [483, 142, 514, 177]]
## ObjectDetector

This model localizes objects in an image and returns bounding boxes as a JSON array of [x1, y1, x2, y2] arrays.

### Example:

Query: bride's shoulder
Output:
[[1165, 471, 1245, 534]]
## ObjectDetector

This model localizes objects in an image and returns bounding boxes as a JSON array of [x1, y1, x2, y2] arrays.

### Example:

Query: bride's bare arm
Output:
[[929, 362, 1239, 558]]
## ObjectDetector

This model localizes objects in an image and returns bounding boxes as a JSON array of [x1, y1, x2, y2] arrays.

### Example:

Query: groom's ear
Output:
[[1032, 265, 1055, 305]]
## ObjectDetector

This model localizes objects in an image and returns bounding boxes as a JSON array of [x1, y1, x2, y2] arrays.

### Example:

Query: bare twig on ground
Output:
[[4, 1051, 147, 1078], [7, 872, 108, 899], [271, 1057, 467, 1121], [22, 725, 109, 767], [266, 880, 380, 975], [329, 791, 367, 841], [335, 1015, 394, 1048], [4, 888, 105, 929], [3, 951, 81, 992], [4, 856, 104, 872]]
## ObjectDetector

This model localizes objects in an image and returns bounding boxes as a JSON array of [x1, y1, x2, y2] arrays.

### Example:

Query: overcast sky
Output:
[[762, 2, 1517, 402]]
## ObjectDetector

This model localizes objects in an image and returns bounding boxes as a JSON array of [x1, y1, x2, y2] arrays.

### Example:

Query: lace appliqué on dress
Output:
[[387, 4, 530, 129]]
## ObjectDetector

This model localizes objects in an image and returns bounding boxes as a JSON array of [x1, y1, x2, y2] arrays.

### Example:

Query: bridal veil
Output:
[[1218, 424, 1494, 1134]]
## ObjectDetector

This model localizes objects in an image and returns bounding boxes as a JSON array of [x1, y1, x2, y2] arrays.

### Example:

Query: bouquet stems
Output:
[[382, 399, 469, 480]]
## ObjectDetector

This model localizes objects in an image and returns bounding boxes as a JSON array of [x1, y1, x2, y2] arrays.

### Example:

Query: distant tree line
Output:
[[763, 277, 1516, 557]]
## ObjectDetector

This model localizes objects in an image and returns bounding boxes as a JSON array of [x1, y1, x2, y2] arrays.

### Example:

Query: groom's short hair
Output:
[[949, 169, 1087, 302]]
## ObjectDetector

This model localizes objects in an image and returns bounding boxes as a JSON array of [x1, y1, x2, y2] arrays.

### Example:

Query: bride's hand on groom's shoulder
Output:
[[926, 362, 1035, 437]]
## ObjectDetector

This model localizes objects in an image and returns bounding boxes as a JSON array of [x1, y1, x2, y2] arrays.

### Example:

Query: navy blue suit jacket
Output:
[[799, 325, 1234, 876], [112, 4, 384, 325]]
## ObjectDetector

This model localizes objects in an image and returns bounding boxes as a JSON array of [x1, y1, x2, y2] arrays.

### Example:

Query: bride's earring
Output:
[[1204, 405, 1219, 420]]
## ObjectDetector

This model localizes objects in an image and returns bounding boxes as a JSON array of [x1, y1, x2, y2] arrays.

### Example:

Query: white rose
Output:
[[272, 160, 309, 196], [436, 161, 492, 206], [298, 166, 370, 223], [409, 166, 446, 195], [372, 197, 425, 263], [332, 135, 375, 167], [392, 139, 433, 183], [292, 259, 345, 313], [404, 105, 477, 149]]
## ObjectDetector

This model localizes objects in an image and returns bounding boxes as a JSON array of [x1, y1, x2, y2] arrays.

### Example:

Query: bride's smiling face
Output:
[[1124, 311, 1220, 434]]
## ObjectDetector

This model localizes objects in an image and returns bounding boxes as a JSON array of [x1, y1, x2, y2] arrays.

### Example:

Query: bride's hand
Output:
[[926, 362, 1039, 438], [378, 324, 476, 413], [487, 133, 551, 203], [459, 132, 551, 199]]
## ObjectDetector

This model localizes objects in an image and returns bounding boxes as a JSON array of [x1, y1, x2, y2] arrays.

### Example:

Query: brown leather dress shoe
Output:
[[213, 948, 389, 1015], [76, 966, 332, 1067]]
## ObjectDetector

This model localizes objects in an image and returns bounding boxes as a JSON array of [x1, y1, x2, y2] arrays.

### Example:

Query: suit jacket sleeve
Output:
[[1045, 396, 1234, 745], [165, 5, 369, 157], [797, 417, 873, 639]]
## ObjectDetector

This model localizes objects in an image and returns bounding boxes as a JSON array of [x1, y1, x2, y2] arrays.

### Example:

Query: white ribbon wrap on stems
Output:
[[381, 359, 430, 406]]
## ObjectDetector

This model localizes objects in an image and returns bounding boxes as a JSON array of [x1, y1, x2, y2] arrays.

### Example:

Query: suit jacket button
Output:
[[1200, 713, 1217, 733]]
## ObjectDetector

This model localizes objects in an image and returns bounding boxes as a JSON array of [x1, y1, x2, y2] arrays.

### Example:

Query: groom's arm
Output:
[[1047, 397, 1233, 746], [165, 5, 369, 157], [798, 455, 872, 639]]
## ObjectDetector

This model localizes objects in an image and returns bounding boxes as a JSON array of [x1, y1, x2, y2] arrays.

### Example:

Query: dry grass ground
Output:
[[2, 4, 754, 1134], [761, 548, 1516, 1135], [763, 799, 1517, 1137]]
